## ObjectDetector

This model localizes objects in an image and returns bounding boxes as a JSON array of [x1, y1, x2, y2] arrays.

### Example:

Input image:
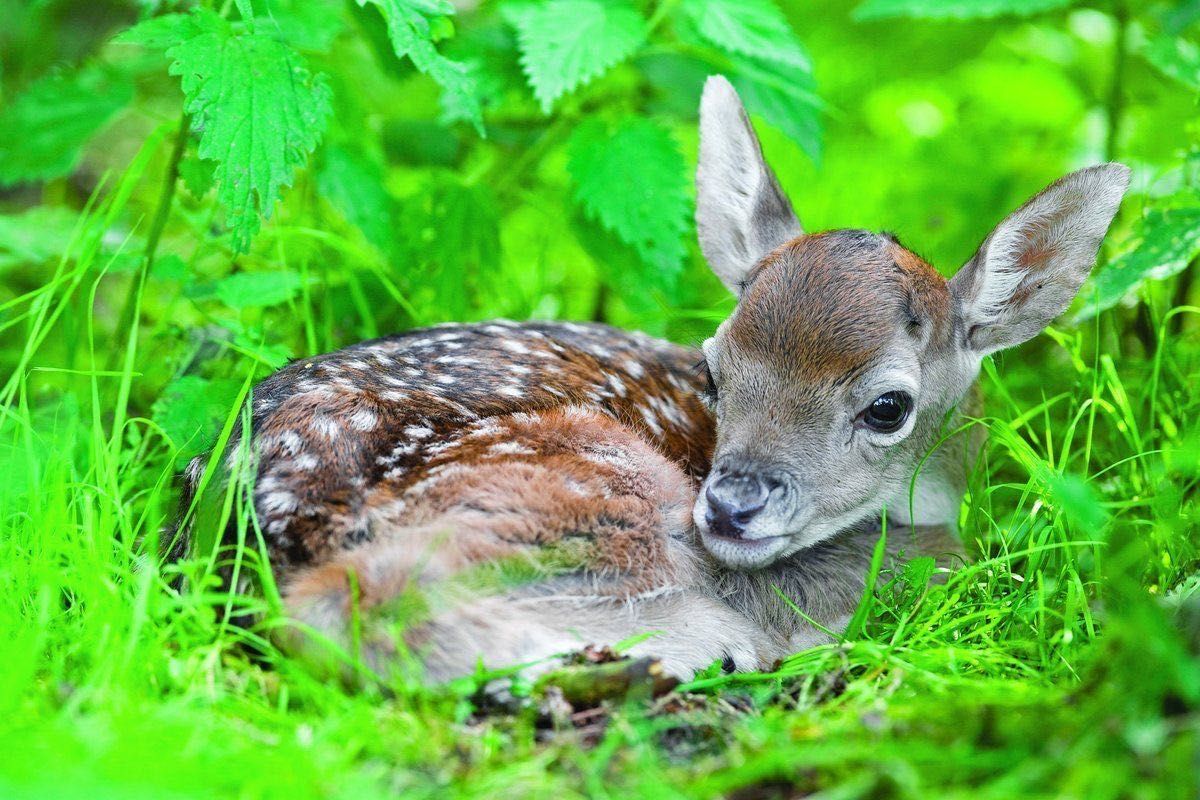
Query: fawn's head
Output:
[[693, 76, 1130, 570]]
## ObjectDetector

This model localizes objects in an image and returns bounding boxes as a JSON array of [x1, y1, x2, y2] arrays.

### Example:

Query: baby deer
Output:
[[179, 76, 1129, 682]]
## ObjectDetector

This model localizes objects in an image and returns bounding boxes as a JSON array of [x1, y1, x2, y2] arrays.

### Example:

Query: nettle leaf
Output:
[[503, 0, 647, 112], [172, 11, 331, 252], [1077, 207, 1200, 320], [681, 0, 809, 70], [0, 66, 133, 186], [854, 0, 1071, 20], [122, 10, 332, 253], [670, 6, 821, 158], [1144, 36, 1200, 92], [567, 117, 690, 276], [357, 0, 483, 134], [216, 270, 304, 309]]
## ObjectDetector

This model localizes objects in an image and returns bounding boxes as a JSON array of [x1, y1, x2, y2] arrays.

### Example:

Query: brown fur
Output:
[[731, 231, 954, 384]]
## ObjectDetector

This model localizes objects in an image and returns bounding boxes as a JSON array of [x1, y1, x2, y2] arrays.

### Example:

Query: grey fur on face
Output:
[[692, 75, 1130, 571]]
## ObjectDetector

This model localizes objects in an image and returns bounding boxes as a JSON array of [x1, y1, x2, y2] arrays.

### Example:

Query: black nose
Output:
[[705, 473, 771, 539]]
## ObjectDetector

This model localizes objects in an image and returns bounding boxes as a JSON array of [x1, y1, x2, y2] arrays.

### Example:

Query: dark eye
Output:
[[861, 391, 912, 433], [696, 358, 718, 406]]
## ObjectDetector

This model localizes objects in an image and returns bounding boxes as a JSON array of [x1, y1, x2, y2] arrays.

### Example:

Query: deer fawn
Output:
[[178, 76, 1129, 682]]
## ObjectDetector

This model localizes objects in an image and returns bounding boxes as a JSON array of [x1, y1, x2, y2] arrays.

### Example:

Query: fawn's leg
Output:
[[278, 406, 777, 682]]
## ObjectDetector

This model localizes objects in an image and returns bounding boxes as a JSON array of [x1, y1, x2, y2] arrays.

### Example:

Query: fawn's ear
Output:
[[696, 75, 802, 294], [950, 163, 1131, 354]]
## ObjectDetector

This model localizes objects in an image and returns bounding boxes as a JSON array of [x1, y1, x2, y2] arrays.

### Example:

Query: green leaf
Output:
[[729, 55, 823, 159], [396, 174, 500, 321], [503, 0, 647, 112], [854, 0, 1071, 20], [681, 0, 809, 70], [357, 0, 484, 134], [1143, 36, 1200, 92], [1045, 472, 1108, 532], [215, 270, 304, 309], [567, 117, 690, 276], [152, 375, 244, 466], [254, 0, 346, 52], [0, 207, 82, 270], [1077, 207, 1200, 321], [0, 67, 133, 186], [125, 9, 333, 253], [318, 145, 396, 255]]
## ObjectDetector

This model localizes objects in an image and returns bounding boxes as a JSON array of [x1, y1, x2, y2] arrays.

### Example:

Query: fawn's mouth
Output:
[[696, 526, 792, 570]]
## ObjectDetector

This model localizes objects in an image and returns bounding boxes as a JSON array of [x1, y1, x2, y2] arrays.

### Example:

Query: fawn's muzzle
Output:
[[704, 472, 772, 539]]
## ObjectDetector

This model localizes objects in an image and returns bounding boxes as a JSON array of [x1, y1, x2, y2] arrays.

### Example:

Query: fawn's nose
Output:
[[705, 473, 772, 539]]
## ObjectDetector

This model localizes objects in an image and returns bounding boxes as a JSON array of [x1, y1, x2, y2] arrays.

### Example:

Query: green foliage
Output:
[[854, 0, 1073, 20], [567, 117, 690, 277], [683, 0, 809, 68], [1079, 207, 1200, 319], [357, 0, 483, 132], [504, 0, 648, 112], [0, 66, 132, 186], [1144, 35, 1200, 91], [215, 270, 304, 309]]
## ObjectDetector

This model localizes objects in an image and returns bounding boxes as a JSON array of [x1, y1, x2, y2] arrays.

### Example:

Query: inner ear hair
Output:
[[950, 163, 1131, 354]]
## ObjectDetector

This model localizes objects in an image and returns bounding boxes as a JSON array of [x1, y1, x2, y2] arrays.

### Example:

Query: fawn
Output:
[[178, 76, 1129, 682]]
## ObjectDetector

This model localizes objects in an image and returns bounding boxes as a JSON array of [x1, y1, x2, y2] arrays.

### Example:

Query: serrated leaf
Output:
[[1077, 207, 1200, 320], [166, 10, 332, 253], [1144, 36, 1200, 91], [681, 0, 809, 70], [357, 0, 483, 134], [0, 66, 133, 186], [854, 0, 1071, 20], [215, 270, 304, 309], [503, 0, 647, 112], [567, 117, 690, 276]]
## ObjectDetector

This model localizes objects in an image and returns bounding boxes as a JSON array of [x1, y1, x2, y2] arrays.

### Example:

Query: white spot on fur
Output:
[[350, 409, 378, 431], [489, 441, 536, 456], [312, 416, 340, 440]]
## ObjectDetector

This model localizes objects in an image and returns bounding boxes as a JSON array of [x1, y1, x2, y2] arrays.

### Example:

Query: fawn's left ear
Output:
[[950, 163, 1131, 354]]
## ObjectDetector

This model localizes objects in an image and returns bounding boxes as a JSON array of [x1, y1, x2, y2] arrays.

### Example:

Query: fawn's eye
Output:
[[697, 359, 718, 406], [861, 391, 912, 433]]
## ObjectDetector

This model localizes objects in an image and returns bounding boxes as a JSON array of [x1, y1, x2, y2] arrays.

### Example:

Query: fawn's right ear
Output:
[[696, 75, 802, 294]]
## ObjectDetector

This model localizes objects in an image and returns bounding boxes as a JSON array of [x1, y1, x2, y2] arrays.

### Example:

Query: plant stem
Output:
[[109, 113, 190, 368]]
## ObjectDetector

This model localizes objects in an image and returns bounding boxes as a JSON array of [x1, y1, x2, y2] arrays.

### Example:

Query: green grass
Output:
[[0, 155, 1197, 800]]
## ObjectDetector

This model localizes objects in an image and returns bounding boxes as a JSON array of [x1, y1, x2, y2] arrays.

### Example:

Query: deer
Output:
[[176, 76, 1130, 684]]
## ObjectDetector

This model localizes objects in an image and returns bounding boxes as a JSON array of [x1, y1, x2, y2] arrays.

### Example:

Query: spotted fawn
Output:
[[177, 76, 1130, 681]]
